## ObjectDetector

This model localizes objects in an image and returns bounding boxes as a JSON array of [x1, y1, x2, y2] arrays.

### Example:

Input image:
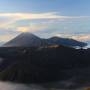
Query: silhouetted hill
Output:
[[3, 33, 44, 47], [3, 33, 87, 48], [0, 46, 90, 83], [47, 36, 87, 47]]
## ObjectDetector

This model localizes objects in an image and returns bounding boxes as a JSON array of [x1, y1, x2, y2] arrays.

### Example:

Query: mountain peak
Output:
[[19, 32, 35, 36], [3, 33, 42, 47]]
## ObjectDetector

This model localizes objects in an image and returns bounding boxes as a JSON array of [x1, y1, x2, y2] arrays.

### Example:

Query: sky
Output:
[[0, 0, 90, 43]]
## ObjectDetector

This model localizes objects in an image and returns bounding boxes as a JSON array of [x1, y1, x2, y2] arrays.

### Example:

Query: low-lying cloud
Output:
[[55, 33, 90, 42]]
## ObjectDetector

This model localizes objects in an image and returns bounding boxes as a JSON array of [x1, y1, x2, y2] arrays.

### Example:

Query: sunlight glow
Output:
[[17, 27, 29, 32]]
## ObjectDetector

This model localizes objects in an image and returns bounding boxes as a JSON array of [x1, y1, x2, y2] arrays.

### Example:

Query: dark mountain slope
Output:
[[47, 36, 87, 47], [0, 46, 90, 83], [3, 33, 87, 48], [3, 33, 43, 47]]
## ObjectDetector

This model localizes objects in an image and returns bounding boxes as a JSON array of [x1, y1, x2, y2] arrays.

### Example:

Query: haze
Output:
[[0, 0, 90, 44]]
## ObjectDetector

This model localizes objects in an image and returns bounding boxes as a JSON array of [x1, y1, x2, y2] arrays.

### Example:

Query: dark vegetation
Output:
[[0, 45, 90, 83]]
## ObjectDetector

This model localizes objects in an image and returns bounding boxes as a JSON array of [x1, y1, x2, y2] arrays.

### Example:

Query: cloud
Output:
[[0, 12, 90, 42], [16, 24, 49, 33], [0, 12, 89, 19], [0, 34, 17, 42], [0, 12, 62, 29], [71, 34, 90, 41], [55, 33, 90, 42], [0, 12, 89, 29]]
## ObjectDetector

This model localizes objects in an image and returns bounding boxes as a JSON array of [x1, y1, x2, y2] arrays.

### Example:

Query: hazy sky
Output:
[[0, 0, 90, 42]]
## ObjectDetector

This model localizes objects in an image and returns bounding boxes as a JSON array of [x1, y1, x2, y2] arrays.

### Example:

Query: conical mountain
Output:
[[3, 33, 43, 47]]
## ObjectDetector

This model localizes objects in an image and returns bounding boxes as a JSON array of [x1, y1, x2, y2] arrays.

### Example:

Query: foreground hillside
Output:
[[0, 45, 90, 85]]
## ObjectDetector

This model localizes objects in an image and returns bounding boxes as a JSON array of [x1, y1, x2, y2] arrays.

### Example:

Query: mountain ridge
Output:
[[3, 32, 87, 48]]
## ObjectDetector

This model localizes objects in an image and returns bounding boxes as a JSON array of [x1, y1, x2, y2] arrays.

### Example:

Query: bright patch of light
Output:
[[17, 27, 29, 32]]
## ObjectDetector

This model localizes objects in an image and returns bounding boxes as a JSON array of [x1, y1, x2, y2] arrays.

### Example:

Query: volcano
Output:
[[3, 33, 87, 48], [3, 33, 43, 47], [47, 36, 87, 48]]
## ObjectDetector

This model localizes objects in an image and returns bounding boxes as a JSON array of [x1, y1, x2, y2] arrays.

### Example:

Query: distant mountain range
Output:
[[3, 33, 87, 48], [3, 33, 43, 47]]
